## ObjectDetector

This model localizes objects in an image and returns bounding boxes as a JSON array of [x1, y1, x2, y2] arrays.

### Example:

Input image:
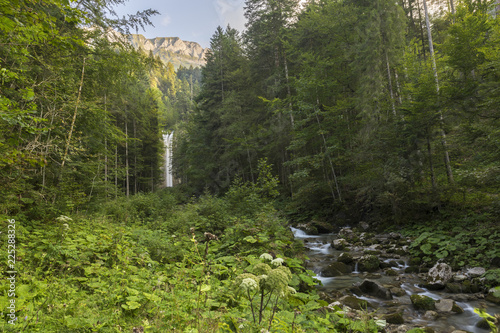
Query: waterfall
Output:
[[163, 132, 174, 187]]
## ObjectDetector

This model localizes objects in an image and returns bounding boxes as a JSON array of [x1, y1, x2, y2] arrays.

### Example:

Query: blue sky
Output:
[[112, 0, 247, 48]]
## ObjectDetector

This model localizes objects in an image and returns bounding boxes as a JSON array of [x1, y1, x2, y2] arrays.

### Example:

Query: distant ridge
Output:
[[128, 34, 208, 69]]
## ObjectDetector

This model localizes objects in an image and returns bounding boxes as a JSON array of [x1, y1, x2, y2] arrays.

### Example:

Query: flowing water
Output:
[[291, 227, 500, 332]]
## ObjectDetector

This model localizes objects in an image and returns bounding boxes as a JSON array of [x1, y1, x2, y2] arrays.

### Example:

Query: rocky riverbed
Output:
[[291, 223, 500, 332]]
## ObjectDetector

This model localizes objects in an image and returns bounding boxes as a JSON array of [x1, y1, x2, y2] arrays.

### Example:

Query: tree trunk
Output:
[[125, 121, 130, 197], [426, 133, 437, 190], [61, 57, 86, 169], [385, 50, 397, 116], [422, 0, 455, 185], [417, 0, 427, 60], [133, 118, 137, 195]]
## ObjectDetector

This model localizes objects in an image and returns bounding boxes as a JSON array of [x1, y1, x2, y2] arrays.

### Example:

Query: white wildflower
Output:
[[260, 253, 273, 262], [288, 286, 296, 294], [56, 215, 72, 223], [240, 278, 258, 292], [62, 223, 70, 230], [270, 257, 284, 267]]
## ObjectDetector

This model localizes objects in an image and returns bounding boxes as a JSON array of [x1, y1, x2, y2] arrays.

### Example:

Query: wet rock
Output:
[[386, 269, 398, 276], [322, 261, 352, 277], [358, 254, 380, 272], [332, 238, 348, 250], [467, 267, 486, 278], [426, 262, 453, 288], [410, 294, 436, 311], [409, 257, 422, 266], [296, 223, 319, 235], [384, 312, 404, 324], [339, 295, 369, 310], [476, 318, 491, 330], [390, 287, 406, 297], [434, 299, 464, 313], [337, 252, 354, 264], [405, 266, 420, 274], [338, 227, 354, 239], [445, 282, 463, 294], [461, 279, 481, 293], [310, 220, 335, 233], [486, 287, 500, 305], [423, 310, 438, 319], [359, 279, 393, 300]]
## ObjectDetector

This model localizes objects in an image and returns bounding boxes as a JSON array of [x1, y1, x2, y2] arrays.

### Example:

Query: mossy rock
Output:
[[405, 266, 420, 274], [410, 294, 436, 311], [445, 283, 463, 294], [358, 254, 380, 272], [338, 252, 354, 264], [384, 312, 404, 324], [486, 286, 500, 305], [385, 268, 398, 276], [322, 261, 352, 277], [340, 295, 369, 310], [410, 257, 422, 266]]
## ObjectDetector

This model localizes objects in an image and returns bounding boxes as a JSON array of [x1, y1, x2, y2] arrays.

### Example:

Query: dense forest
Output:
[[1, 0, 500, 332]]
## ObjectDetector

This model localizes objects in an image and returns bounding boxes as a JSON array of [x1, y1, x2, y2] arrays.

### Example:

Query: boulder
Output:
[[434, 299, 464, 313], [358, 254, 380, 272], [486, 287, 500, 305], [384, 312, 404, 324], [339, 295, 369, 310], [322, 261, 352, 277], [359, 279, 393, 300], [423, 310, 438, 319], [338, 252, 354, 264], [426, 262, 453, 288], [332, 238, 348, 250], [410, 294, 436, 311], [452, 274, 467, 282], [338, 227, 354, 237], [466, 267, 486, 278]]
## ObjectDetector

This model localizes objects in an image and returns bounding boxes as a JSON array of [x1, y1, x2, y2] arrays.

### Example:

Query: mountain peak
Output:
[[128, 34, 208, 69]]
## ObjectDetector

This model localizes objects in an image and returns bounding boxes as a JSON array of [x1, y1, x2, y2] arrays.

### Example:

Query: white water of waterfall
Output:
[[163, 133, 173, 187]]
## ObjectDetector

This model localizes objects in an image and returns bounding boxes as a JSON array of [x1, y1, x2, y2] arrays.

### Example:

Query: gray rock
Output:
[[452, 274, 467, 282], [359, 279, 393, 300], [435, 299, 464, 313], [423, 310, 438, 319], [427, 262, 453, 287], [466, 267, 486, 278], [322, 261, 352, 277], [332, 238, 348, 250], [338, 252, 354, 264]]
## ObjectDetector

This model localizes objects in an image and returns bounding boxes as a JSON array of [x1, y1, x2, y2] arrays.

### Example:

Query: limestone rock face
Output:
[[427, 262, 453, 287], [128, 34, 208, 69]]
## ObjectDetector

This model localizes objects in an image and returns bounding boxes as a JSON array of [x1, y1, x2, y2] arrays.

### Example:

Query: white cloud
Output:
[[161, 14, 171, 27], [213, 0, 246, 32]]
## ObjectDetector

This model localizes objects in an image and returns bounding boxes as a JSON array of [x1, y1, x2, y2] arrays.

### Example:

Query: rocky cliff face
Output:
[[128, 34, 208, 69]]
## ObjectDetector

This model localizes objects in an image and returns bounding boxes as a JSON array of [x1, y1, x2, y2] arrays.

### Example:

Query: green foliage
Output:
[[405, 214, 500, 268]]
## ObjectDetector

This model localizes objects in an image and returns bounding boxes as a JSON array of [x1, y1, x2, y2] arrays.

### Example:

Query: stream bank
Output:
[[291, 225, 500, 332]]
